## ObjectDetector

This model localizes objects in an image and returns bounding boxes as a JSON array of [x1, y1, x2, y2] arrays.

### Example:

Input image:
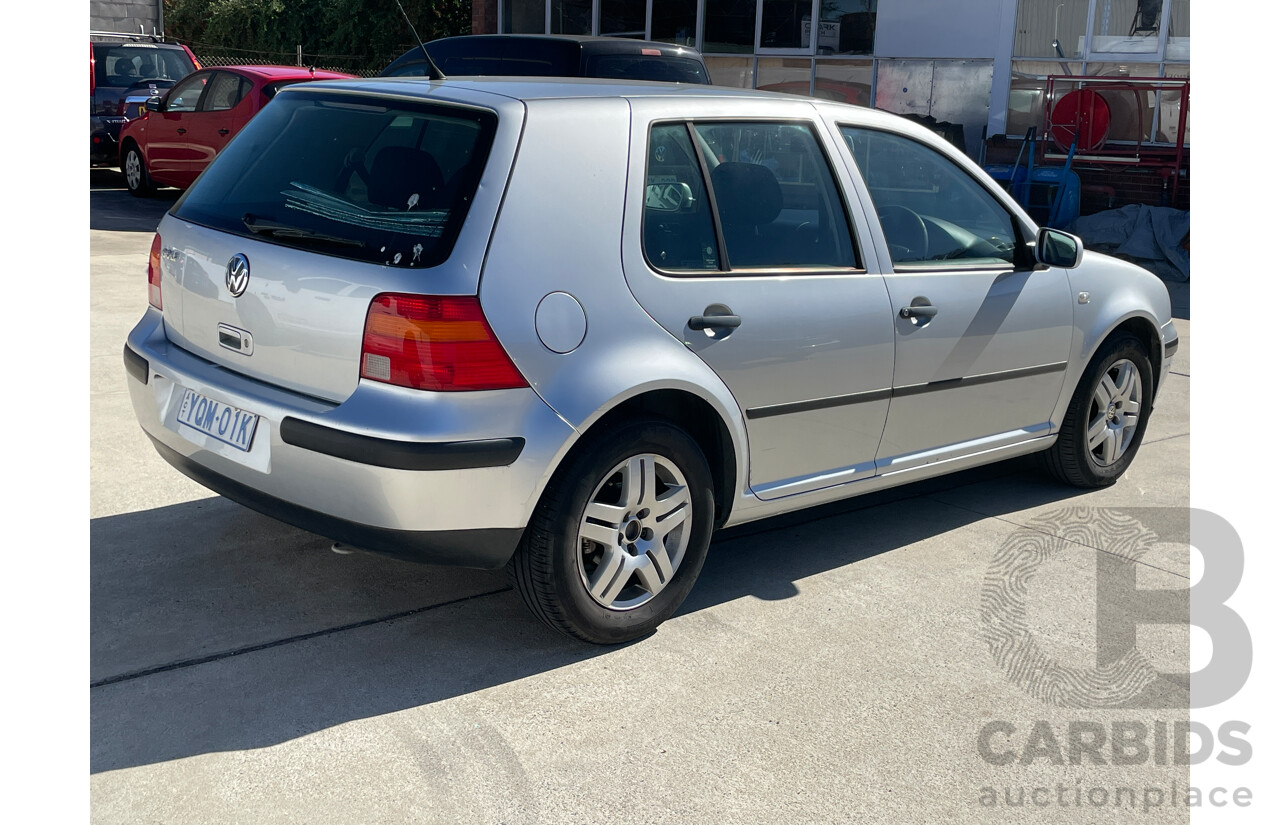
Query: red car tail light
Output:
[[147, 233, 163, 310], [360, 294, 527, 392]]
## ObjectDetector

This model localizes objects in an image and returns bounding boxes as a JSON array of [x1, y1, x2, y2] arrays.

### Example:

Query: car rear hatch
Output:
[[158, 84, 523, 403]]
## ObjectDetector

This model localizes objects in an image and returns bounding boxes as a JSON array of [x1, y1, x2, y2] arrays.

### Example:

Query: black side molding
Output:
[[279, 416, 524, 471], [1164, 337, 1180, 358], [123, 344, 149, 384], [147, 436, 523, 568]]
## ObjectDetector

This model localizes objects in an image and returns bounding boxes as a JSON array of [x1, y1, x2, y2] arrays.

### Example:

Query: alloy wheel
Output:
[[1087, 358, 1143, 466], [125, 150, 142, 190], [576, 453, 692, 611]]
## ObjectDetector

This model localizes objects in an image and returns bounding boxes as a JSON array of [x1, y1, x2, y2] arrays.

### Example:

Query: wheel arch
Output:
[[544, 386, 741, 530], [1053, 308, 1164, 429]]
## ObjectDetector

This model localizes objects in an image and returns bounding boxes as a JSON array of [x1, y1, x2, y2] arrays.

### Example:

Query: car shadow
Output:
[[90, 169, 180, 232], [91, 456, 1109, 774]]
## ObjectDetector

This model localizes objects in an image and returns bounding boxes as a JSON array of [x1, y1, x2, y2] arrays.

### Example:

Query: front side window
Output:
[[174, 93, 497, 269], [840, 126, 1020, 269], [165, 73, 209, 113]]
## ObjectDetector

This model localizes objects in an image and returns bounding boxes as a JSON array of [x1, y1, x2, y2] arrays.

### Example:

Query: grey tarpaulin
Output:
[[1067, 204, 1190, 282]]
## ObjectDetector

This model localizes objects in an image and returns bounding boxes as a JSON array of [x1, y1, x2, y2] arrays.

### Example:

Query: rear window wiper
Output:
[[242, 214, 365, 248]]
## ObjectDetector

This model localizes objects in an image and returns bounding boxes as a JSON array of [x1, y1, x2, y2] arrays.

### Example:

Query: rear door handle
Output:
[[689, 313, 742, 330], [218, 129, 230, 136], [176, 128, 186, 135]]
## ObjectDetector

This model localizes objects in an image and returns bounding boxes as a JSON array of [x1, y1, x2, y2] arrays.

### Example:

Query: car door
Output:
[[180, 71, 253, 185], [834, 124, 1073, 472], [146, 71, 211, 184], [622, 101, 895, 501]]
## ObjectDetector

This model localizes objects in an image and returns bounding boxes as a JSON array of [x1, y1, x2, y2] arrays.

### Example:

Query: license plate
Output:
[[176, 389, 259, 452]]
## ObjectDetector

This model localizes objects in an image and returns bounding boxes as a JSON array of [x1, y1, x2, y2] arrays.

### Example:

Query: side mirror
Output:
[[145, 96, 163, 113], [1035, 227, 1084, 269], [644, 182, 695, 212]]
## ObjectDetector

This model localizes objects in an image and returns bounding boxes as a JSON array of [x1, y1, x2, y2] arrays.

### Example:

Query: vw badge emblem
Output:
[[225, 254, 250, 297]]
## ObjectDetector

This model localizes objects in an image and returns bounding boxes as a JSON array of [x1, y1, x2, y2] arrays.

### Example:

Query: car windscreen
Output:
[[172, 92, 498, 269], [583, 54, 709, 84], [94, 44, 194, 86]]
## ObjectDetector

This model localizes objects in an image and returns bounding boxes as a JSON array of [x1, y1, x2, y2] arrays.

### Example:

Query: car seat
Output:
[[367, 146, 446, 211]]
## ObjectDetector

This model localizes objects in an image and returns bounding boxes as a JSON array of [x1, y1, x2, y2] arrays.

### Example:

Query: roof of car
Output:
[[305, 75, 798, 103], [211, 65, 356, 81], [430, 33, 696, 49]]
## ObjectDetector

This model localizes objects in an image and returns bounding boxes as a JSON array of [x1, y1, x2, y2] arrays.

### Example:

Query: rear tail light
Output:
[[183, 45, 202, 71], [360, 294, 527, 391], [147, 233, 163, 309]]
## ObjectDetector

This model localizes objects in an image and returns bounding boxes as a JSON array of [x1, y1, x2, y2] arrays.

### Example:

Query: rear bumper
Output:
[[149, 436, 524, 567], [125, 309, 576, 568], [91, 116, 127, 166]]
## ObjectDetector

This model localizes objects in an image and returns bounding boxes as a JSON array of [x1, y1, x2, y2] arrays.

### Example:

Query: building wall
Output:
[[474, 0, 498, 34], [874, 0, 1006, 59], [90, 1, 162, 36]]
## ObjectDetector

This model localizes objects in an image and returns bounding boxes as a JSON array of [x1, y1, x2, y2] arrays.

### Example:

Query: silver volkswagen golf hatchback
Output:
[[125, 78, 1177, 643]]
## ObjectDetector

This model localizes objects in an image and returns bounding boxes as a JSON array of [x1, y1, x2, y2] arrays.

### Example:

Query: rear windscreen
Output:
[[583, 54, 709, 84], [385, 40, 579, 77], [172, 92, 497, 269], [93, 44, 194, 86]]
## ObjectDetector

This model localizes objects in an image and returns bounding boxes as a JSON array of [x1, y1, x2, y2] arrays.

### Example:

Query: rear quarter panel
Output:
[[478, 97, 749, 508]]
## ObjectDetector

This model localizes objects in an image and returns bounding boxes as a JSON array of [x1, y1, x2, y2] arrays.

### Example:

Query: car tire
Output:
[[1043, 333, 1154, 488], [123, 144, 154, 197], [510, 418, 715, 644]]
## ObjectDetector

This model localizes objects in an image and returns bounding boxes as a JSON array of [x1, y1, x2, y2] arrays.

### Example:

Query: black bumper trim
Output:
[[279, 417, 524, 471], [123, 344, 149, 385], [1164, 337, 1180, 358], [148, 436, 524, 569]]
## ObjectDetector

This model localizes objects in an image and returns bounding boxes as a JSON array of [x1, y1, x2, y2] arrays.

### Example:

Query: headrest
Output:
[[709, 162, 783, 228], [368, 146, 445, 210]]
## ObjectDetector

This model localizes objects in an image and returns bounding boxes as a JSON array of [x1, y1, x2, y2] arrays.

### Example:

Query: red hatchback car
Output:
[[119, 65, 354, 195]]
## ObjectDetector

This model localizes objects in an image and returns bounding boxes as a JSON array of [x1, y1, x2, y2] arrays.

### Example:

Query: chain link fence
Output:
[[184, 40, 411, 77]]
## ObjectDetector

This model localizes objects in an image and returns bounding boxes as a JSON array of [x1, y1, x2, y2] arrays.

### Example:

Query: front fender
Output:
[[1052, 251, 1173, 425]]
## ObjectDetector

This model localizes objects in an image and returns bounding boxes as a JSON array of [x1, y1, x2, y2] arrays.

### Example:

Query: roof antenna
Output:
[[393, 0, 446, 80]]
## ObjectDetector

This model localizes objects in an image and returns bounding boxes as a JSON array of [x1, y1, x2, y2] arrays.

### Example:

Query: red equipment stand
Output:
[[1042, 75, 1189, 204]]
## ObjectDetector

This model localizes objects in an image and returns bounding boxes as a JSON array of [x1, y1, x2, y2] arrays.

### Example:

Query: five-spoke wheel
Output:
[[511, 419, 714, 644], [1044, 333, 1154, 487]]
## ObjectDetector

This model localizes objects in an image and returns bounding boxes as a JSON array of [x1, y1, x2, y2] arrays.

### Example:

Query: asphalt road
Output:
[[91, 170, 1193, 823]]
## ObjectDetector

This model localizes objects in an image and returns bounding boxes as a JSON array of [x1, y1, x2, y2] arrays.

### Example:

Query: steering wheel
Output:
[[877, 205, 929, 263]]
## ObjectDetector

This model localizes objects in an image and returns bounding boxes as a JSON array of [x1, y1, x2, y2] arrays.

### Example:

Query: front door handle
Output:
[[899, 303, 938, 320], [176, 127, 187, 135], [218, 129, 230, 136]]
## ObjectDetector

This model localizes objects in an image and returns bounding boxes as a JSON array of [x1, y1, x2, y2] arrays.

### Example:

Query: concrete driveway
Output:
[[91, 171, 1192, 823]]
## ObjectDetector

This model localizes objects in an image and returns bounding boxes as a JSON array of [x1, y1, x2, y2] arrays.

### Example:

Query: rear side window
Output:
[[643, 121, 859, 273], [93, 45, 194, 86], [203, 72, 249, 112], [173, 93, 497, 269], [643, 124, 720, 271]]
